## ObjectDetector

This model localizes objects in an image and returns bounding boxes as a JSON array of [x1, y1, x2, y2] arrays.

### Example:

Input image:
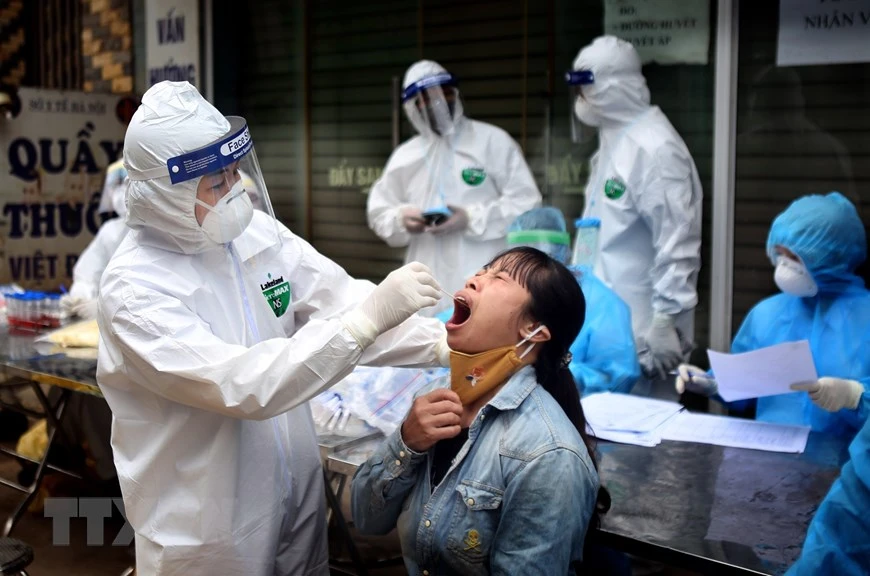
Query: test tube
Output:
[[45, 293, 62, 327]]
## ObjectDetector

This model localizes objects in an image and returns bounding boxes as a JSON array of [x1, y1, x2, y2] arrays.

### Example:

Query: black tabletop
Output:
[[0, 331, 101, 394], [593, 432, 849, 575]]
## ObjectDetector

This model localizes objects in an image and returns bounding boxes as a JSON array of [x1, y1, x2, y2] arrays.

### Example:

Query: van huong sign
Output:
[[145, 0, 200, 86]]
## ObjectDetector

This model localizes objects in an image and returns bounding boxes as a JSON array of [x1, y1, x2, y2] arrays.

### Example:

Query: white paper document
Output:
[[581, 393, 684, 447], [660, 412, 811, 453], [707, 340, 818, 402], [586, 427, 662, 448], [581, 393, 684, 433]]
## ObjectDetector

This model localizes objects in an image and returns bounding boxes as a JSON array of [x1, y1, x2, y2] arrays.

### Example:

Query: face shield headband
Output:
[[565, 70, 595, 87], [506, 230, 571, 248], [506, 230, 571, 263], [124, 116, 254, 185], [401, 72, 459, 103]]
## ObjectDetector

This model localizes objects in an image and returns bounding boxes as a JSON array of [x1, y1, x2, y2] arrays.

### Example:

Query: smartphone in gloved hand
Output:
[[422, 207, 453, 227]]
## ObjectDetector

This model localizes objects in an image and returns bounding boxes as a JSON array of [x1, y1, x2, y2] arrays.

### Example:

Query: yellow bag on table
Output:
[[42, 320, 99, 348]]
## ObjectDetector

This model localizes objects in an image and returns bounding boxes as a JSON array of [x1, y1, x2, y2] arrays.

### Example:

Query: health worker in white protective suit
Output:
[[367, 60, 542, 314], [567, 36, 702, 379], [62, 158, 130, 319], [96, 81, 450, 576]]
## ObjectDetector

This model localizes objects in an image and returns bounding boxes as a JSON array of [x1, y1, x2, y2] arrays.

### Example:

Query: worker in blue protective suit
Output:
[[786, 413, 870, 575], [438, 207, 641, 395], [676, 192, 870, 437]]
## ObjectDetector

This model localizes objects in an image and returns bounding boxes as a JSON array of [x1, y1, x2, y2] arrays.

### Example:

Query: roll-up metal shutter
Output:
[[309, 1, 418, 281], [215, 0, 304, 232], [733, 1, 870, 333]]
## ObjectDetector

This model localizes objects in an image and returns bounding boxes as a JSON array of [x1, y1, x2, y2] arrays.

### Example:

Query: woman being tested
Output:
[[352, 247, 605, 574], [97, 81, 449, 576]]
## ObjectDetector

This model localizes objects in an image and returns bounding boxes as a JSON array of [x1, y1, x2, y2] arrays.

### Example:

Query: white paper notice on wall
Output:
[[603, 0, 711, 65], [777, 0, 870, 67]]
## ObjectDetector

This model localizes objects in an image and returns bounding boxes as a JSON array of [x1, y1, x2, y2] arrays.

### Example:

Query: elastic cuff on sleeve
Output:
[[463, 204, 485, 237], [395, 204, 416, 228], [651, 312, 676, 327], [341, 309, 379, 349], [435, 335, 450, 368]]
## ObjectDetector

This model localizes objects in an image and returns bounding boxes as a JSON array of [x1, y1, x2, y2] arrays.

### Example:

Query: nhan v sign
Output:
[[777, 0, 870, 66], [145, 0, 200, 86]]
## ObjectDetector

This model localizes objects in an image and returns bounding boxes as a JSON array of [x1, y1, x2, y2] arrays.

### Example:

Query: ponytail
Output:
[[534, 358, 612, 525]]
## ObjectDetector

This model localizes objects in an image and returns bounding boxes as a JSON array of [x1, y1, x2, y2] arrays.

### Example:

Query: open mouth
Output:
[[447, 295, 471, 329]]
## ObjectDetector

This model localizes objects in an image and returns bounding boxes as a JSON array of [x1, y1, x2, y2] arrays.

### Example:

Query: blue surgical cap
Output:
[[767, 192, 867, 290], [507, 207, 572, 264]]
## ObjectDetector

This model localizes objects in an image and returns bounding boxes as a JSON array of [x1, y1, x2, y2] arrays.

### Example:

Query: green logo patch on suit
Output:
[[461, 167, 487, 186], [261, 273, 291, 318], [604, 177, 627, 200]]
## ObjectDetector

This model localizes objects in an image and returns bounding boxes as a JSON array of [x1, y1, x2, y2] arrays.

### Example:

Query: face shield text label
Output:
[[220, 128, 251, 158], [167, 122, 253, 184]]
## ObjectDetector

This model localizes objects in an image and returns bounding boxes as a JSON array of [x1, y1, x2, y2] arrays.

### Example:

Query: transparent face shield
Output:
[[97, 161, 129, 216], [506, 230, 572, 265], [402, 73, 463, 137], [166, 116, 281, 259], [565, 70, 597, 144]]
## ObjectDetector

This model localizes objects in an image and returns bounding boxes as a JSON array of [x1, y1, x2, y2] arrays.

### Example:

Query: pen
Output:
[[669, 369, 694, 383]]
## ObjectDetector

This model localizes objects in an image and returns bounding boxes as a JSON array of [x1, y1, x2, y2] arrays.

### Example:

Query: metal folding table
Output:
[[0, 332, 101, 536]]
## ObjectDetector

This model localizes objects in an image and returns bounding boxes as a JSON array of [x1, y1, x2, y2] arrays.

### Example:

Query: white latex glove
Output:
[[342, 262, 441, 348], [790, 377, 864, 412], [61, 295, 98, 319], [674, 364, 718, 396], [644, 314, 684, 378], [60, 294, 80, 315], [72, 298, 99, 320], [427, 205, 468, 236], [399, 206, 426, 234]]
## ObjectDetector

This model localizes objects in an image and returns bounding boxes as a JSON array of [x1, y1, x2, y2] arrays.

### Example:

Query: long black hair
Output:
[[486, 246, 611, 522]]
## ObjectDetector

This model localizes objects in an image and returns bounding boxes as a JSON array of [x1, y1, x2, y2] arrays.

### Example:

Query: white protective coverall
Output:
[[68, 221, 128, 299], [572, 36, 702, 375], [97, 81, 447, 576], [65, 160, 130, 317], [367, 60, 542, 314]]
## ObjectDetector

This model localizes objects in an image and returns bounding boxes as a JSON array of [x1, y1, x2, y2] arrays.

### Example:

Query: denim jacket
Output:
[[351, 366, 599, 575]]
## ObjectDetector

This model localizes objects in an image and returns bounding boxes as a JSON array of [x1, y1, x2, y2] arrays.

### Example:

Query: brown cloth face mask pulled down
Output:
[[449, 325, 545, 405]]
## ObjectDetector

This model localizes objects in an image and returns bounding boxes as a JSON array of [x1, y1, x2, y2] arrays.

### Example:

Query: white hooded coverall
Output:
[[574, 36, 703, 355], [68, 159, 130, 305], [68, 219, 128, 302], [367, 60, 542, 313], [97, 81, 446, 576]]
